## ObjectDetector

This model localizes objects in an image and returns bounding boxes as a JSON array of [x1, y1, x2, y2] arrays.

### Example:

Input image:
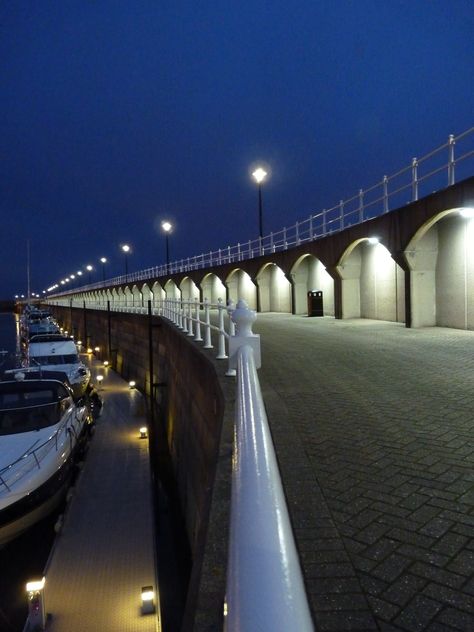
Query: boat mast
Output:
[[27, 239, 31, 302]]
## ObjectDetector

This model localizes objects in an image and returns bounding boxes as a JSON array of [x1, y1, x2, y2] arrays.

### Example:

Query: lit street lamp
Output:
[[161, 221, 173, 274], [86, 264, 93, 284], [121, 244, 131, 275], [100, 257, 107, 282], [252, 167, 268, 239]]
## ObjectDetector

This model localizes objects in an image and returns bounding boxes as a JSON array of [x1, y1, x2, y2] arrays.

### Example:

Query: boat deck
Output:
[[35, 357, 160, 632]]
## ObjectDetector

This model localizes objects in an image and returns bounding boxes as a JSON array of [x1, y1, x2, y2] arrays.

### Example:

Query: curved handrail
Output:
[[47, 127, 474, 297]]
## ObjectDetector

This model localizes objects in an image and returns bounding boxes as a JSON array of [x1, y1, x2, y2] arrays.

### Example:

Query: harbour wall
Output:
[[49, 304, 234, 631]]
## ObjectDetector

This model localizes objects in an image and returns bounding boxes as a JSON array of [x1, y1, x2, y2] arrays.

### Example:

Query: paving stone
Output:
[[382, 573, 428, 608], [410, 561, 466, 589], [393, 595, 444, 631], [372, 553, 413, 583], [367, 595, 400, 622], [422, 583, 474, 614], [314, 610, 378, 631], [436, 607, 474, 630], [446, 550, 474, 577]]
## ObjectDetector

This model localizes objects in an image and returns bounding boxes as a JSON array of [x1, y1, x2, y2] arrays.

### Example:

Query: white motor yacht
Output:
[[0, 372, 92, 547], [27, 334, 90, 398]]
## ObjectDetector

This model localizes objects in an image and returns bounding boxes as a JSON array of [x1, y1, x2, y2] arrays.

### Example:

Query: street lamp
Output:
[[121, 244, 131, 275], [161, 221, 172, 274], [252, 167, 268, 239], [86, 265, 93, 284], [100, 257, 107, 282]]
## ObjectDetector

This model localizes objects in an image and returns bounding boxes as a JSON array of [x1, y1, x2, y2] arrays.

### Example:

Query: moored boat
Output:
[[0, 371, 92, 547]]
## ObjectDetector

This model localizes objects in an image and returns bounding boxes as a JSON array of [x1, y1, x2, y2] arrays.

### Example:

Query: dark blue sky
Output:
[[1, 1, 473, 298]]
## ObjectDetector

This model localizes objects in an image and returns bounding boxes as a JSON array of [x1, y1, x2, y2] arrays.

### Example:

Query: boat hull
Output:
[[0, 428, 88, 548]]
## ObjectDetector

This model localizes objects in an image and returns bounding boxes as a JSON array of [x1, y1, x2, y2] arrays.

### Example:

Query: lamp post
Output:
[[100, 257, 107, 282], [252, 167, 268, 240], [86, 265, 93, 284], [161, 221, 172, 274], [121, 244, 130, 276]]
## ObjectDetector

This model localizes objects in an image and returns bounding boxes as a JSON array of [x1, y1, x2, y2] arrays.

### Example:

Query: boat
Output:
[[20, 307, 60, 347], [0, 371, 93, 547], [26, 334, 91, 398]]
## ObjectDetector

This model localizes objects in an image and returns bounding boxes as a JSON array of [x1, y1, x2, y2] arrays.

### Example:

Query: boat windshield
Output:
[[0, 383, 70, 435], [30, 354, 79, 366]]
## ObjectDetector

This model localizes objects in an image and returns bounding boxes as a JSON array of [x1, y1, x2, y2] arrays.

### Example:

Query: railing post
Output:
[[309, 215, 313, 240], [228, 245, 231, 263], [218, 248, 222, 265], [383, 175, 389, 213], [187, 300, 194, 337], [194, 297, 203, 342], [323, 208, 327, 236], [248, 239, 251, 258], [182, 298, 188, 332], [359, 189, 364, 222], [295, 221, 300, 245], [270, 232, 274, 252], [412, 158, 419, 201], [283, 227, 287, 249], [448, 133, 455, 185], [216, 298, 227, 359], [225, 299, 237, 376], [237, 242, 241, 261], [203, 298, 213, 349], [339, 199, 344, 229]]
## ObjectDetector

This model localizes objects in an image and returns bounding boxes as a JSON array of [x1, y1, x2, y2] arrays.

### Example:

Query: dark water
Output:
[[0, 312, 59, 632]]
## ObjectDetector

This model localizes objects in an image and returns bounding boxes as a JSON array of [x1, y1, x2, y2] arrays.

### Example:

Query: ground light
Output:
[[141, 586, 155, 614], [87, 347, 93, 354], [26, 577, 46, 629], [139, 426, 148, 439], [94, 346, 100, 353], [103, 360, 109, 367], [96, 375, 104, 388], [129, 380, 136, 389]]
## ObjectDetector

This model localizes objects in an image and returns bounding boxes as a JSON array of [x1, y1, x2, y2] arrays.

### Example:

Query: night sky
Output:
[[1, 1, 473, 298]]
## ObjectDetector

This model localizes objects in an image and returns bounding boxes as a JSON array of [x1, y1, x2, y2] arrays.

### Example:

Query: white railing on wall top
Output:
[[51, 297, 313, 628], [224, 302, 313, 631], [50, 127, 474, 297]]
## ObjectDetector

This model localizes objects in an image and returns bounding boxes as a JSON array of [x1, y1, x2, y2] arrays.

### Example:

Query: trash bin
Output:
[[307, 290, 323, 317]]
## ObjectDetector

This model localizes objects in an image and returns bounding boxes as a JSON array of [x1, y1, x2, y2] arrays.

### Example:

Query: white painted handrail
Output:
[[48, 127, 474, 296], [224, 301, 313, 631]]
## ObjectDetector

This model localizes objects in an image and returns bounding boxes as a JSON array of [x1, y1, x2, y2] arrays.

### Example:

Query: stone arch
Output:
[[132, 284, 142, 307], [290, 254, 335, 316], [201, 273, 226, 304], [180, 277, 200, 301], [226, 268, 257, 310], [142, 283, 153, 304], [152, 281, 165, 304], [164, 279, 181, 300], [255, 263, 292, 313], [337, 238, 405, 322], [404, 206, 474, 328]]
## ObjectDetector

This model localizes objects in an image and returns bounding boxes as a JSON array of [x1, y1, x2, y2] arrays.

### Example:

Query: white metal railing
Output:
[[50, 127, 474, 297], [49, 297, 314, 626], [48, 296, 240, 372], [224, 301, 313, 631]]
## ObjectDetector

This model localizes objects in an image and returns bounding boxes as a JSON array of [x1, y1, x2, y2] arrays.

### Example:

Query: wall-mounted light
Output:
[[26, 577, 46, 629], [94, 346, 100, 353], [141, 586, 155, 614]]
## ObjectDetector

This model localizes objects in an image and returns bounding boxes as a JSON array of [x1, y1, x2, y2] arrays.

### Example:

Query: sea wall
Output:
[[49, 304, 234, 631]]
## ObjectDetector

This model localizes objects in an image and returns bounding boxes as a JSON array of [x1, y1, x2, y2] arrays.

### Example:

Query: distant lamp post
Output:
[[121, 244, 131, 275], [252, 167, 268, 239], [100, 257, 107, 281], [86, 265, 93, 284], [161, 221, 173, 274]]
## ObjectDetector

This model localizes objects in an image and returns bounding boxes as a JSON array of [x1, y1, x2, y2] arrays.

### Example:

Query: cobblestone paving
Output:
[[253, 315, 474, 632]]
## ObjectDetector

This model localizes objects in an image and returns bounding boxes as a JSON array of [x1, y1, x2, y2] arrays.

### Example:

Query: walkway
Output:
[[253, 315, 473, 632], [39, 358, 160, 632]]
